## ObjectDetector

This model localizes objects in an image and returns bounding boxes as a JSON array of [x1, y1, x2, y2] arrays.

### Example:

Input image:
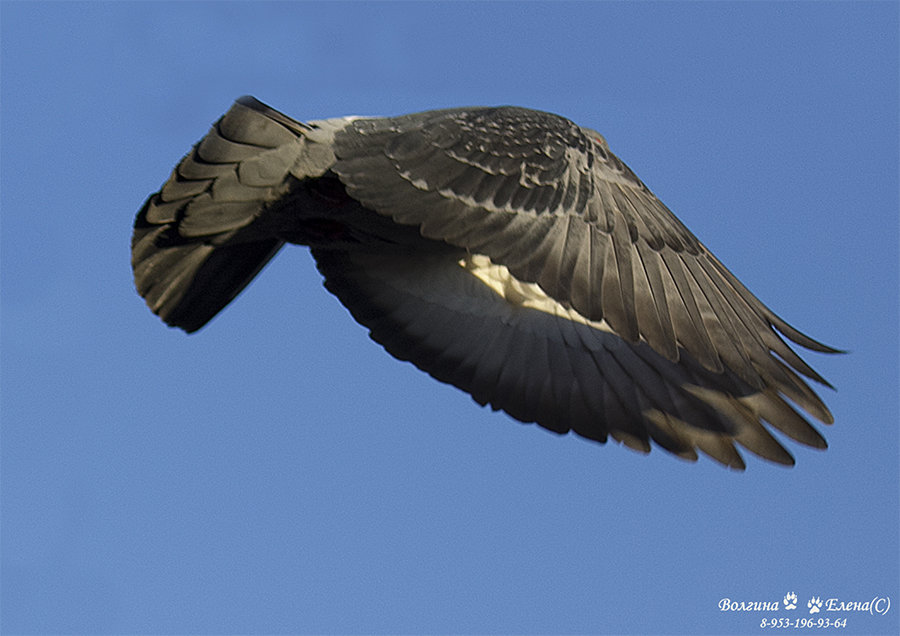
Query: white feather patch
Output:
[[459, 254, 614, 334]]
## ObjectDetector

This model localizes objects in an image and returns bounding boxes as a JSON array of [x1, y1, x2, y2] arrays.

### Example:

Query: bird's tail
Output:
[[131, 97, 311, 332]]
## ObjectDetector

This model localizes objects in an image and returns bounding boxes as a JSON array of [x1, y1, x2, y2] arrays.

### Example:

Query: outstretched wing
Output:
[[311, 246, 829, 469], [331, 107, 838, 426], [133, 98, 839, 467]]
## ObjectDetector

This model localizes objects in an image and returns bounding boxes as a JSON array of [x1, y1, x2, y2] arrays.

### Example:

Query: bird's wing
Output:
[[312, 245, 828, 468], [331, 107, 837, 424], [132, 96, 338, 332]]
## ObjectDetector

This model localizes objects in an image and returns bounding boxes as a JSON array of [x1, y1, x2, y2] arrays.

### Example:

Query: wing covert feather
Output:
[[332, 107, 838, 393]]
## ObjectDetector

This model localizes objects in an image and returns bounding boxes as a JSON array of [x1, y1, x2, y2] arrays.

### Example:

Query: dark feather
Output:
[[133, 97, 842, 469]]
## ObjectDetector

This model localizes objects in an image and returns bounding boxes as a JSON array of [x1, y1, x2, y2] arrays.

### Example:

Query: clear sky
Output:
[[2, 2, 897, 634]]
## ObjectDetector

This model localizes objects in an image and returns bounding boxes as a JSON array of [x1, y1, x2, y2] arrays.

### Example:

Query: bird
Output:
[[132, 96, 841, 470]]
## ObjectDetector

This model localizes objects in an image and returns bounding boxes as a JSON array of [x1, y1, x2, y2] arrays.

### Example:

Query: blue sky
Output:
[[1, 2, 897, 634]]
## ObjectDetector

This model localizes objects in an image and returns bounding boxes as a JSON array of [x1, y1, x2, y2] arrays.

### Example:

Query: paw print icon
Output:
[[808, 596, 823, 614], [783, 592, 798, 610]]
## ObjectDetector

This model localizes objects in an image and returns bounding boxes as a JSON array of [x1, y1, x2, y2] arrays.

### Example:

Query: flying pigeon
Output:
[[132, 96, 840, 469]]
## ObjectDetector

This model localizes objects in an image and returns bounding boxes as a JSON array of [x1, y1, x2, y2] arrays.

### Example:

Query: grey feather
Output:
[[132, 96, 842, 469]]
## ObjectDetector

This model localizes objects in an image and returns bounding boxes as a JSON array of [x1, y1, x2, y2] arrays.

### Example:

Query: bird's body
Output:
[[132, 96, 839, 469]]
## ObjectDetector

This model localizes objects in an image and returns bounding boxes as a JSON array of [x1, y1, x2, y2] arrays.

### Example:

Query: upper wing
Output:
[[132, 97, 341, 332], [331, 107, 838, 424]]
